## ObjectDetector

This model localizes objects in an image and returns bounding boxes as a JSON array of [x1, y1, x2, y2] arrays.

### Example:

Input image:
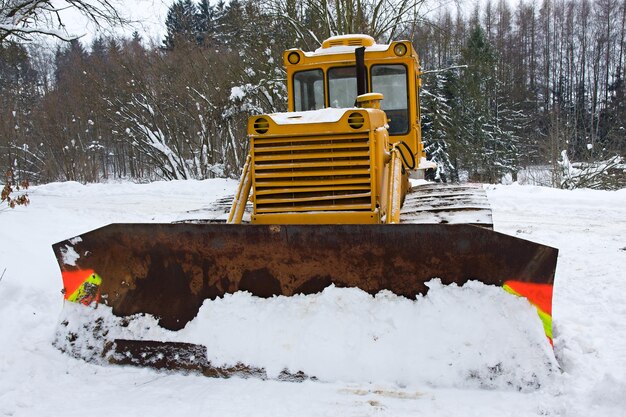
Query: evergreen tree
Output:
[[196, 0, 216, 46], [216, 0, 245, 47], [601, 66, 626, 155], [53, 40, 87, 84], [0, 42, 40, 179], [163, 0, 198, 49], [453, 25, 520, 182], [131, 31, 143, 45], [421, 72, 456, 182], [90, 37, 107, 60]]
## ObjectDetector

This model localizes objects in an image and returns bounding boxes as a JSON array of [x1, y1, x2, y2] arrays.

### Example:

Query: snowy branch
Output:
[[559, 151, 624, 190], [0, 0, 127, 43]]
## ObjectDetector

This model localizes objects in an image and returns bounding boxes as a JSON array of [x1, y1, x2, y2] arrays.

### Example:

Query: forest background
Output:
[[1, 0, 625, 188]]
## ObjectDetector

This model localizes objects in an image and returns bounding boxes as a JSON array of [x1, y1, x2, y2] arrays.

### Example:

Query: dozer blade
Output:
[[53, 223, 557, 373]]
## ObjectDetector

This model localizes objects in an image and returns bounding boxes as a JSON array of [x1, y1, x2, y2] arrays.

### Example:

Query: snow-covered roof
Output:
[[307, 43, 391, 57], [299, 35, 391, 57]]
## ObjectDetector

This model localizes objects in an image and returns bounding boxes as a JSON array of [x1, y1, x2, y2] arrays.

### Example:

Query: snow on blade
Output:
[[55, 279, 556, 391], [60, 244, 80, 266]]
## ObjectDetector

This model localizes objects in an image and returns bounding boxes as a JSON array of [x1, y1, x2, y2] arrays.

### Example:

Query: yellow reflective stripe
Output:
[[503, 284, 552, 340], [537, 308, 553, 340], [67, 273, 102, 303]]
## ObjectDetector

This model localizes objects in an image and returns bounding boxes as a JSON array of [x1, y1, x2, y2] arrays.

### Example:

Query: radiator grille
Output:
[[252, 133, 373, 213]]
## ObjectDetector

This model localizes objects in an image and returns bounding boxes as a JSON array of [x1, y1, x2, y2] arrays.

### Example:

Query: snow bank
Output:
[[55, 280, 556, 391], [3, 180, 626, 416]]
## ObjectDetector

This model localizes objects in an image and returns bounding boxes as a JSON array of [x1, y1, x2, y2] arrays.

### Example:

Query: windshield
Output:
[[293, 69, 324, 111], [328, 66, 358, 108], [291, 64, 410, 135]]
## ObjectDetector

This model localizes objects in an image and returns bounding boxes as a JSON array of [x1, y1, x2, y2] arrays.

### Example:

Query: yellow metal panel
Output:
[[254, 159, 370, 171], [257, 192, 371, 205], [252, 133, 368, 145], [255, 150, 370, 162], [255, 178, 371, 188], [254, 168, 370, 178], [253, 142, 369, 153], [256, 203, 372, 214], [255, 185, 371, 195], [253, 211, 380, 224]]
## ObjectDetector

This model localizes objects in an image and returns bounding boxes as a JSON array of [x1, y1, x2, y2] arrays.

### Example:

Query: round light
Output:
[[254, 117, 269, 134], [348, 112, 365, 129], [287, 52, 301, 65], [393, 43, 407, 56]]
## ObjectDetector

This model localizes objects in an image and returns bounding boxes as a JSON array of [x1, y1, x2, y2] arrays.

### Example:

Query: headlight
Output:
[[393, 43, 407, 57], [287, 52, 301, 65]]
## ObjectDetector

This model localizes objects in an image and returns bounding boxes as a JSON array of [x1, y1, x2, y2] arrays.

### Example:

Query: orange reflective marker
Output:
[[62, 269, 96, 300], [62, 269, 102, 306], [503, 281, 552, 316], [503, 280, 554, 344]]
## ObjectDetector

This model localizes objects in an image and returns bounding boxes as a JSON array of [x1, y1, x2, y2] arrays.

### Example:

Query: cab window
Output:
[[328, 66, 357, 108], [293, 69, 324, 111], [371, 65, 409, 135]]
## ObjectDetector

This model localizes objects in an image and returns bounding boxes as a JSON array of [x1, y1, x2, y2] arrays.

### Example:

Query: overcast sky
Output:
[[58, 0, 173, 46], [58, 0, 482, 47]]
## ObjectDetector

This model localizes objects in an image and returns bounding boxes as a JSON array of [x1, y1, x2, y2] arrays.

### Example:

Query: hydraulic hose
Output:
[[394, 141, 416, 172]]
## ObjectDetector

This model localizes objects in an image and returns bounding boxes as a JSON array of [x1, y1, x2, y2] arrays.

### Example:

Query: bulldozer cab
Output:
[[231, 35, 427, 225], [284, 34, 423, 157]]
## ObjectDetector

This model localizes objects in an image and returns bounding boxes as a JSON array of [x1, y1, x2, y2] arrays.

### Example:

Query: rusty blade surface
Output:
[[109, 339, 309, 381], [53, 224, 557, 330]]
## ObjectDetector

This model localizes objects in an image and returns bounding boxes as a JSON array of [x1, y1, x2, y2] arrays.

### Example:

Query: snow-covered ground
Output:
[[1, 180, 625, 416]]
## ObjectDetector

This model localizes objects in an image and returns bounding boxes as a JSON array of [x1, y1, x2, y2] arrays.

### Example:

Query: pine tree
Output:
[[196, 0, 216, 46], [216, 0, 244, 47], [163, 0, 198, 49], [90, 37, 107, 60], [0, 42, 40, 181], [453, 25, 520, 182], [54, 40, 87, 84], [601, 65, 626, 155], [421, 72, 456, 182]]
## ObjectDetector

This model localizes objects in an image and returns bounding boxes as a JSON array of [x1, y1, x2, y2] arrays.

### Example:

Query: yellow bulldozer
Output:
[[53, 35, 557, 376]]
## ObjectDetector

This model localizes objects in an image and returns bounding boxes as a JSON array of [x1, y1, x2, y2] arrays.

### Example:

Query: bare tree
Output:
[[269, 0, 430, 46], [0, 0, 126, 43]]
